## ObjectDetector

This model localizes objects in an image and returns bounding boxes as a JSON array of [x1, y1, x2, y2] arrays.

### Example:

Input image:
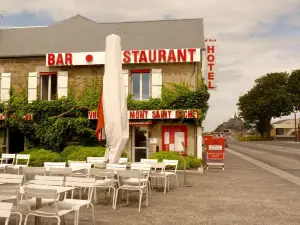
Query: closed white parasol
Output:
[[101, 34, 129, 163]]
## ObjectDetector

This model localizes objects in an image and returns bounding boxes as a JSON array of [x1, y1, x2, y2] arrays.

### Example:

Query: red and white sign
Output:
[[205, 39, 216, 89], [88, 110, 198, 120], [46, 48, 201, 66], [206, 137, 224, 160]]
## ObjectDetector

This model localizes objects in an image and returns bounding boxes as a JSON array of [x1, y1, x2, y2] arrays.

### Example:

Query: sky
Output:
[[1, 0, 300, 131]]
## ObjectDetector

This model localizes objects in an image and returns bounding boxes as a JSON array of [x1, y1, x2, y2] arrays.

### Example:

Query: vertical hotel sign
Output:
[[204, 39, 216, 89]]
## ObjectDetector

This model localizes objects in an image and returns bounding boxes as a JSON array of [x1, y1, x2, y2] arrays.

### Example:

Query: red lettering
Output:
[[132, 50, 139, 63], [187, 111, 193, 118], [188, 48, 196, 61], [207, 54, 215, 62], [56, 54, 64, 65], [158, 50, 166, 62], [139, 50, 148, 63], [208, 72, 214, 80], [123, 51, 131, 63], [208, 81, 215, 89], [88, 111, 93, 119], [130, 111, 135, 119], [207, 45, 215, 54], [168, 111, 171, 118], [152, 110, 156, 119], [65, 53, 73, 65], [47, 54, 55, 66], [208, 63, 214, 71], [177, 49, 187, 62], [93, 111, 97, 119], [162, 111, 167, 118], [149, 50, 157, 62], [167, 50, 176, 62], [144, 110, 149, 118]]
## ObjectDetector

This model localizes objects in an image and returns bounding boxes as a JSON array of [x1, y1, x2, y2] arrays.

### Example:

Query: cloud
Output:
[[1, 0, 300, 131]]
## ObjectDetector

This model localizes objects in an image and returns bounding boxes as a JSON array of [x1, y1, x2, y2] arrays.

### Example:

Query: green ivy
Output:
[[4, 80, 209, 152], [127, 83, 210, 126]]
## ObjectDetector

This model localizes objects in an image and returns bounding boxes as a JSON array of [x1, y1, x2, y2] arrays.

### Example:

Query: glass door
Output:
[[133, 126, 148, 162]]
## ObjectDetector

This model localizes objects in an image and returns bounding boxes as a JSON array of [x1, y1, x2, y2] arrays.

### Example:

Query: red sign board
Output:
[[206, 137, 225, 160]]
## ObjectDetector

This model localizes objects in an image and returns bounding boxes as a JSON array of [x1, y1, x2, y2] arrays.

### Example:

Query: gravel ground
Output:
[[5, 151, 300, 225]]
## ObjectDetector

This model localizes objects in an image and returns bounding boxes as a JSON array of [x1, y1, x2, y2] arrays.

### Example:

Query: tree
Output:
[[237, 72, 293, 137], [287, 69, 300, 111]]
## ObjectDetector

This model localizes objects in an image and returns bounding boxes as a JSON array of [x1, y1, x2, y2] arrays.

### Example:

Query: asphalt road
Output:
[[228, 138, 300, 177]]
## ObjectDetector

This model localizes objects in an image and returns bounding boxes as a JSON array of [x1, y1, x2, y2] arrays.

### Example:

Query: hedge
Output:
[[150, 151, 202, 170], [21, 149, 62, 167], [237, 135, 272, 142], [19, 145, 127, 167]]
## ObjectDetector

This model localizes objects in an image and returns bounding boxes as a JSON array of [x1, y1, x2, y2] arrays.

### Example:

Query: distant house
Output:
[[271, 119, 300, 136]]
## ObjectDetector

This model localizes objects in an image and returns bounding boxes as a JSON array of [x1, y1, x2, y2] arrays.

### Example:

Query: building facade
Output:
[[0, 15, 208, 161]]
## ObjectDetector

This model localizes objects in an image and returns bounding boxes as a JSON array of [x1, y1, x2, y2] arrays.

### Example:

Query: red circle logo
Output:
[[86, 54, 93, 62]]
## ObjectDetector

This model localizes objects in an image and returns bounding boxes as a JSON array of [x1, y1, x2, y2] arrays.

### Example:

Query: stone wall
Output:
[[0, 58, 197, 97]]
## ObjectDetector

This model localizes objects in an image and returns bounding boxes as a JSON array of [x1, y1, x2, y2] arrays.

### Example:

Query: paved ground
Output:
[[5, 149, 300, 225]]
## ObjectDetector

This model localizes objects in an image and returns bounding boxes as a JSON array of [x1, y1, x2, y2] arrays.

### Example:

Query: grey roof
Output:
[[0, 15, 205, 57]]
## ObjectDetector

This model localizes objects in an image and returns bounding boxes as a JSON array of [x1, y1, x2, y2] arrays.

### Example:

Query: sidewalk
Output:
[[8, 152, 300, 225]]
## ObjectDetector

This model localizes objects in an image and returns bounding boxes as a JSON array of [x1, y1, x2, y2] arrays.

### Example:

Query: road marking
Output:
[[227, 148, 300, 186]]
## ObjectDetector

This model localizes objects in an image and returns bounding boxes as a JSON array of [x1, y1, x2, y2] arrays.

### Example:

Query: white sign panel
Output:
[[46, 48, 201, 66], [208, 145, 222, 151]]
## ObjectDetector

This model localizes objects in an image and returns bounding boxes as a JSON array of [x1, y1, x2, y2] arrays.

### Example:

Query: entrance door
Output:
[[133, 126, 148, 162]]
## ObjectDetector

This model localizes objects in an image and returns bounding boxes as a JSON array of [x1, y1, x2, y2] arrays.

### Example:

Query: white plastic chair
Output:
[[163, 159, 179, 189], [0, 202, 13, 225], [90, 168, 116, 208], [115, 170, 149, 212], [0, 186, 24, 225], [149, 163, 168, 194], [128, 163, 152, 197], [23, 167, 46, 183], [23, 187, 75, 225], [87, 157, 105, 165], [141, 159, 158, 164], [0, 174, 24, 185], [0, 154, 16, 173], [44, 162, 67, 168], [106, 163, 126, 174], [7, 154, 30, 174], [49, 167, 72, 176], [69, 163, 92, 177], [62, 177, 96, 225], [30, 175, 64, 186], [118, 158, 128, 164]]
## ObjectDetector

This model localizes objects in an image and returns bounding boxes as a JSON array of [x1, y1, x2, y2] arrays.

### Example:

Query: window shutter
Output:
[[0, 73, 11, 102], [123, 69, 129, 97], [57, 71, 68, 99], [28, 72, 38, 103], [151, 69, 162, 98]]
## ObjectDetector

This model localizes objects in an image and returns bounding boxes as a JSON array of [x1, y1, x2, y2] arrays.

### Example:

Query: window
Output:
[[40, 73, 57, 101], [132, 70, 150, 100]]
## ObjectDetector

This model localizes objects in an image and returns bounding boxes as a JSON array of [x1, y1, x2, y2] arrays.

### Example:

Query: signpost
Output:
[[206, 137, 225, 170]]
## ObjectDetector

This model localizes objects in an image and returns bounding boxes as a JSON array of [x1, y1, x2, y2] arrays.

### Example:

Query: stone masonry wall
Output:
[[0, 58, 197, 97]]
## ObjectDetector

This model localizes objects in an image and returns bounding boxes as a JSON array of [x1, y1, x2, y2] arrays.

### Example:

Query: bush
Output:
[[237, 135, 272, 141], [150, 151, 202, 170], [20, 149, 62, 167], [60, 145, 127, 162]]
